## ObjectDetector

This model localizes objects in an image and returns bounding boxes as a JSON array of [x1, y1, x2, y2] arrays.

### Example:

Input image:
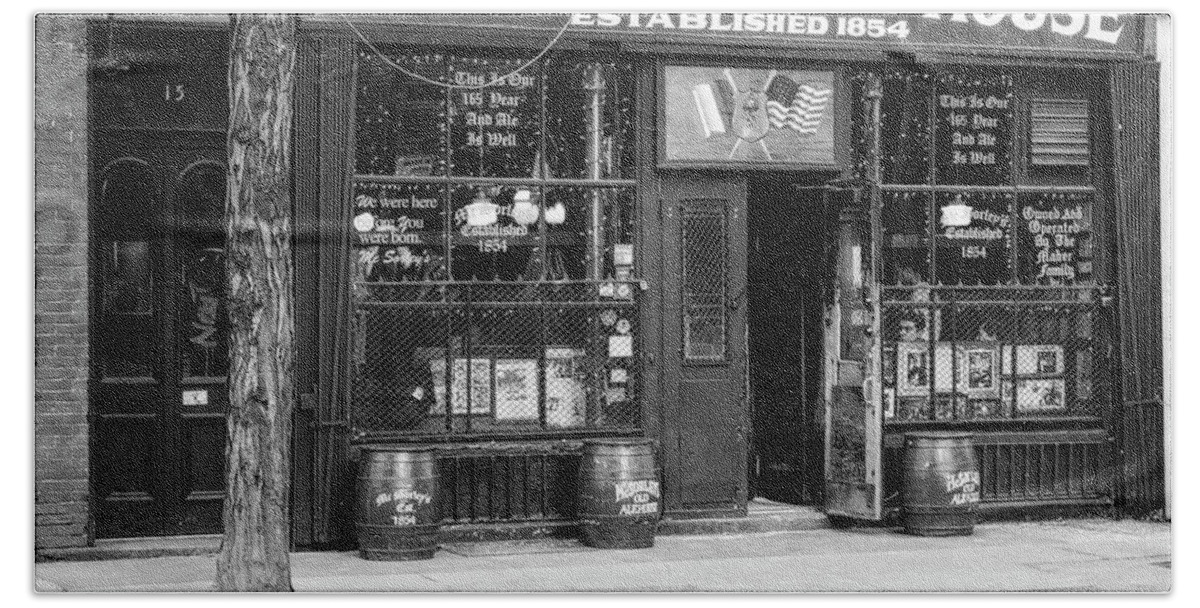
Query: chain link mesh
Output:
[[881, 285, 1110, 422], [350, 281, 641, 436]]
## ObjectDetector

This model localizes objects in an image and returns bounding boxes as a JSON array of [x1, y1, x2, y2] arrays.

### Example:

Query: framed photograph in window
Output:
[[897, 342, 931, 397], [961, 345, 999, 398]]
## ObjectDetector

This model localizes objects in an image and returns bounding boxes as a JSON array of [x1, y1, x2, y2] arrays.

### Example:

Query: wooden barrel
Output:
[[902, 432, 980, 536], [578, 438, 660, 549], [355, 445, 440, 560]]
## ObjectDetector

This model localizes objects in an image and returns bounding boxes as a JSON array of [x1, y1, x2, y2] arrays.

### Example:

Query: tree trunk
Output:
[[216, 14, 296, 592]]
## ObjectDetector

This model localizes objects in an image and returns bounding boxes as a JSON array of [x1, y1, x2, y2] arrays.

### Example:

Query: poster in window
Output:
[[545, 347, 586, 428], [1001, 345, 1065, 376], [429, 357, 492, 415], [662, 66, 836, 168], [494, 359, 539, 421], [1004, 378, 1067, 412]]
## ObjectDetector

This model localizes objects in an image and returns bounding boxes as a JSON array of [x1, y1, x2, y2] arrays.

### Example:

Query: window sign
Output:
[[662, 65, 837, 168], [352, 183, 447, 283], [934, 72, 1013, 185], [448, 55, 541, 178], [935, 191, 1013, 285], [1017, 192, 1093, 285]]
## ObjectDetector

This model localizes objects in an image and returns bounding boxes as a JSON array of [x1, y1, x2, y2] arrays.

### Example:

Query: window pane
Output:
[[97, 160, 157, 379], [882, 191, 931, 286], [355, 49, 447, 177], [934, 191, 1013, 286], [879, 69, 933, 184], [352, 182, 448, 283], [1017, 192, 1093, 285], [883, 290, 1100, 422], [449, 185, 542, 281], [106, 241, 152, 315], [180, 246, 227, 377], [682, 206, 726, 361], [447, 54, 541, 178], [177, 161, 228, 378], [545, 57, 637, 180], [100, 240, 155, 378], [933, 71, 1013, 186]]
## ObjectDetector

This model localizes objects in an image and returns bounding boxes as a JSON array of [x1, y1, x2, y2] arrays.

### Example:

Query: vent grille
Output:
[[1031, 99, 1090, 167]]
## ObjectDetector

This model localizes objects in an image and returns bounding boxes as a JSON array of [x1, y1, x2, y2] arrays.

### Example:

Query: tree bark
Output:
[[216, 14, 296, 592]]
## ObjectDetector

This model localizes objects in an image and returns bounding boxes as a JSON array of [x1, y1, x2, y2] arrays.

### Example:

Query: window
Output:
[[350, 46, 639, 437], [176, 162, 228, 379], [682, 204, 727, 361], [96, 160, 157, 379], [863, 67, 1108, 423]]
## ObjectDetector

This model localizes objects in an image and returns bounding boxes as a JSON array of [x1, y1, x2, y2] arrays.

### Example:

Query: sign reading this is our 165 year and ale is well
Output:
[[934, 73, 1013, 186], [448, 57, 539, 177]]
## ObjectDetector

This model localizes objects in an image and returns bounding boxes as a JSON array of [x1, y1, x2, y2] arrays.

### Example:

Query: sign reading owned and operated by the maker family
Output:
[[564, 13, 1140, 55]]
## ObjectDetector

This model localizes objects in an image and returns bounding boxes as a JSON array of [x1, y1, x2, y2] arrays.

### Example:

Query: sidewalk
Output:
[[34, 518, 1170, 593]]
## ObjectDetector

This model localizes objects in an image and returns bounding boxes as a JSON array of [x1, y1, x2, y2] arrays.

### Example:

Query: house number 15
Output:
[[164, 84, 186, 102]]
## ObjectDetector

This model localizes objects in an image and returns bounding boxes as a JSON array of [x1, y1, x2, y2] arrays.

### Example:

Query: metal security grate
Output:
[[682, 205, 727, 361], [350, 281, 641, 437], [880, 285, 1111, 422]]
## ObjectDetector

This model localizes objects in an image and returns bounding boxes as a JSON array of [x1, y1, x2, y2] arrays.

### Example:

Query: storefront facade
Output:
[[33, 13, 1166, 551]]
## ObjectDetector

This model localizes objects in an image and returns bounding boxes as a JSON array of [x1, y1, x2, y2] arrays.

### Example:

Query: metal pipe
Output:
[[585, 63, 605, 280]]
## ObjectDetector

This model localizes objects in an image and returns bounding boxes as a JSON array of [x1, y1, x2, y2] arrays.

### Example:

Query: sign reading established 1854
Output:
[[565, 13, 1139, 55], [350, 13, 1145, 58]]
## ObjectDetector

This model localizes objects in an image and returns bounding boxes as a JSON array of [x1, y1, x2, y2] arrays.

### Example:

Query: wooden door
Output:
[[659, 173, 749, 518], [90, 133, 228, 538]]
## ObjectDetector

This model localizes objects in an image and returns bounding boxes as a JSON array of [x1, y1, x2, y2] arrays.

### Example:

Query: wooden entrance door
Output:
[[90, 133, 228, 538], [659, 173, 749, 518]]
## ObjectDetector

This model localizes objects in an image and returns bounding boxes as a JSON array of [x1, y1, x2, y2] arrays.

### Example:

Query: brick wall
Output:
[[35, 15, 91, 551]]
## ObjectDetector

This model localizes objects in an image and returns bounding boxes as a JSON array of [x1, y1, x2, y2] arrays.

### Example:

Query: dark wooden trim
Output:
[[312, 34, 357, 546], [351, 429, 643, 446], [289, 33, 323, 548], [636, 54, 663, 452]]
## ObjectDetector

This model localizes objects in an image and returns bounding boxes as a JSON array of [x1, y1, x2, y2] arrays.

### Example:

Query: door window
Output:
[[176, 162, 228, 379], [97, 159, 157, 379], [682, 204, 727, 362]]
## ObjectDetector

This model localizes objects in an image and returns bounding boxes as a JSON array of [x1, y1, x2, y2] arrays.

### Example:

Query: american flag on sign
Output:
[[764, 75, 831, 135]]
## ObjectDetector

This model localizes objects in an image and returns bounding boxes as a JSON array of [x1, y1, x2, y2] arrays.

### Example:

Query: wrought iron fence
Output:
[[349, 280, 641, 437], [881, 285, 1112, 423]]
